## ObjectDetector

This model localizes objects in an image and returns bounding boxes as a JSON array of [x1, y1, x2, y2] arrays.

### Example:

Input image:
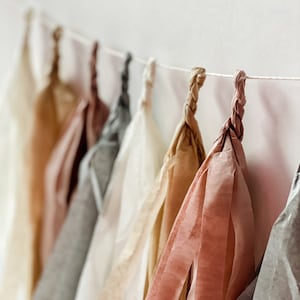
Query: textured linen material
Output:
[[27, 27, 79, 290], [0, 10, 36, 300], [75, 58, 165, 300], [253, 166, 300, 300], [146, 70, 255, 300], [33, 55, 132, 300], [40, 42, 109, 267], [144, 67, 206, 300]]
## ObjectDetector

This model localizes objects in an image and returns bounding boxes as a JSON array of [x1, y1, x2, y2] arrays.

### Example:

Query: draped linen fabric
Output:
[[40, 42, 109, 267], [28, 27, 80, 289], [144, 67, 206, 299], [98, 68, 207, 300], [75, 58, 165, 300], [33, 54, 132, 300], [253, 166, 300, 300], [0, 10, 36, 300], [146, 70, 255, 300]]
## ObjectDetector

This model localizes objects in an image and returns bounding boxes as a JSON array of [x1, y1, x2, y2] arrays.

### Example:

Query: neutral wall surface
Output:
[[1, 0, 300, 265]]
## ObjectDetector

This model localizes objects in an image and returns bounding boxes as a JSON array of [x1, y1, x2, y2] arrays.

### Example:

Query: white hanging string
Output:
[[6, 2, 300, 81]]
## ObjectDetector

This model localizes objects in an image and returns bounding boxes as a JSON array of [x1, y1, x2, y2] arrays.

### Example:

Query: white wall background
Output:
[[1, 0, 300, 265]]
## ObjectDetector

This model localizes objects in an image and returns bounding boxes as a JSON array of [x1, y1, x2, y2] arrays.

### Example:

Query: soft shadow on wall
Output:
[[247, 81, 293, 265]]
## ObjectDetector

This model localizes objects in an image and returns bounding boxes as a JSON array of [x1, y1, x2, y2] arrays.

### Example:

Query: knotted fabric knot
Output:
[[25, 8, 34, 30], [52, 26, 62, 43], [89, 41, 99, 101], [141, 58, 156, 106], [184, 67, 206, 125], [23, 8, 34, 53], [230, 70, 247, 140], [121, 53, 132, 93], [119, 52, 132, 107], [50, 26, 62, 80]]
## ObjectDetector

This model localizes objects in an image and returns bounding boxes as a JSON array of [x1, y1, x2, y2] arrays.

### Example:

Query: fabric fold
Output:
[[33, 53, 132, 300], [75, 58, 165, 300], [27, 27, 80, 289], [144, 67, 207, 300], [253, 165, 300, 300], [0, 9, 37, 300], [40, 42, 109, 267], [146, 70, 255, 300], [98, 67, 207, 300]]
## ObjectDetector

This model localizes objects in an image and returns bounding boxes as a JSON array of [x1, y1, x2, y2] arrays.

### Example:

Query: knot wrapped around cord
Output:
[[50, 26, 62, 80], [184, 67, 206, 125], [23, 8, 34, 53], [230, 70, 247, 140], [90, 41, 99, 100], [24, 8, 34, 30], [140, 58, 156, 106], [119, 52, 132, 107]]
